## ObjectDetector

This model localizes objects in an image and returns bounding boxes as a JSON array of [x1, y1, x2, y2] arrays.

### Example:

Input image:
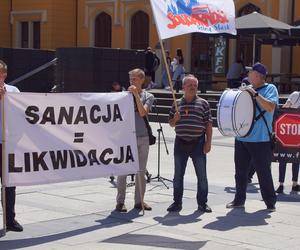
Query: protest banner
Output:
[[3, 92, 139, 186]]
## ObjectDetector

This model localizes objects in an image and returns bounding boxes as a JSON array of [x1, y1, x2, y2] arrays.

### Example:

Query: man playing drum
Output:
[[226, 62, 278, 212]]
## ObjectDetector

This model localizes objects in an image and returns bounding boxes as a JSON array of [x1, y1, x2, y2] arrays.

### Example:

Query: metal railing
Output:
[[8, 58, 57, 86]]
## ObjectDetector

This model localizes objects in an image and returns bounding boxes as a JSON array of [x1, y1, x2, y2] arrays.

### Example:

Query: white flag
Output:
[[150, 0, 236, 40]]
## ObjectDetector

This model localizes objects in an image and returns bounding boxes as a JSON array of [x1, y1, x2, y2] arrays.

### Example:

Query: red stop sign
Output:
[[275, 113, 300, 148]]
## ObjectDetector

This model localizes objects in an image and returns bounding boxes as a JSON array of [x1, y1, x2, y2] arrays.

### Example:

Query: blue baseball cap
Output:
[[252, 62, 267, 76]]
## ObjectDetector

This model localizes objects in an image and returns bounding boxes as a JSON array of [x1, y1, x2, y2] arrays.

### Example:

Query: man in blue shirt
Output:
[[0, 60, 23, 232], [226, 62, 278, 212]]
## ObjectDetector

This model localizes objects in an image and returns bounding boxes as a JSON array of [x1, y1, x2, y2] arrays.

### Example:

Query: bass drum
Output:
[[217, 89, 255, 137]]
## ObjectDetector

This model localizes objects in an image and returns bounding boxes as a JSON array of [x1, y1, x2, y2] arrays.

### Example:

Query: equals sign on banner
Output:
[[74, 132, 84, 143]]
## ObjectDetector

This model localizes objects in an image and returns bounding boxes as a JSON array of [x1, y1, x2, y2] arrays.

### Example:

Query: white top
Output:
[[287, 91, 300, 108], [0, 84, 20, 142]]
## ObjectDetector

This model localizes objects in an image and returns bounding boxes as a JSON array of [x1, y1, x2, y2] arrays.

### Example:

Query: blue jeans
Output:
[[173, 135, 208, 206], [234, 140, 276, 207]]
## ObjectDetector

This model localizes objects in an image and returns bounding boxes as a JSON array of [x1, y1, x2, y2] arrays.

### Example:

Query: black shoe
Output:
[[116, 203, 127, 213], [266, 204, 276, 212], [276, 185, 284, 194], [226, 200, 245, 209], [134, 202, 152, 211], [167, 202, 182, 212], [6, 220, 23, 232], [198, 204, 212, 213], [292, 184, 300, 192]]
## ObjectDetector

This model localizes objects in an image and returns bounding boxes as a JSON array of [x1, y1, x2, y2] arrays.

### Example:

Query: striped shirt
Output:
[[169, 96, 212, 141]]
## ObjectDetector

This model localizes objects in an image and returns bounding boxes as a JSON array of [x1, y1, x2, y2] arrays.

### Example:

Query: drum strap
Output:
[[254, 84, 268, 122], [255, 102, 272, 140], [255, 110, 266, 122]]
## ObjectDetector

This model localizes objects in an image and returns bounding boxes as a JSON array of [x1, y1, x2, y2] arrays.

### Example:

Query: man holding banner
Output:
[[116, 68, 154, 212], [167, 74, 212, 212], [149, 0, 236, 212], [0, 60, 23, 232]]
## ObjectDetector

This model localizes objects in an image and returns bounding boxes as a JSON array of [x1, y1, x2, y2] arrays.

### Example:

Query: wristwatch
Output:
[[254, 92, 259, 98]]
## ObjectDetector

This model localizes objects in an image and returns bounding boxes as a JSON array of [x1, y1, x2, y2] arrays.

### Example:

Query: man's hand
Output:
[[173, 111, 180, 123], [203, 141, 211, 154], [0, 84, 6, 98], [128, 85, 138, 96], [169, 111, 181, 127]]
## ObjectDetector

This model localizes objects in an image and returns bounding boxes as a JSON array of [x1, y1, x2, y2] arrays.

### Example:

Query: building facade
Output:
[[0, 0, 299, 79]]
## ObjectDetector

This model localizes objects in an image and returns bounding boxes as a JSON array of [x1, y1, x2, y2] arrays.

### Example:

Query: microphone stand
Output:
[[151, 99, 173, 189]]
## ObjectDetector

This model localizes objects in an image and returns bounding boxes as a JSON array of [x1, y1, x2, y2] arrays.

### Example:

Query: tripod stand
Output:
[[151, 100, 173, 189]]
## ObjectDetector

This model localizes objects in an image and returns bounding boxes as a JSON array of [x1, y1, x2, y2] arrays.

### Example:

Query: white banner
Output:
[[3, 92, 139, 186], [150, 0, 236, 40]]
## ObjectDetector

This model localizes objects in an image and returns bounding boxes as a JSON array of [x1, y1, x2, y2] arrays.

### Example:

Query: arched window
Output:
[[95, 12, 111, 48], [237, 4, 261, 66], [131, 11, 149, 49]]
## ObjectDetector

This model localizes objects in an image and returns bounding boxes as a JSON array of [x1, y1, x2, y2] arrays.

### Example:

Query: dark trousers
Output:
[[173, 136, 208, 206], [278, 162, 300, 183], [0, 144, 16, 224], [248, 164, 256, 180], [234, 140, 276, 207]]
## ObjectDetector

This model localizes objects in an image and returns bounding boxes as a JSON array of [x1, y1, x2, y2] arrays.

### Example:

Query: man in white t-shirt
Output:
[[0, 60, 23, 232]]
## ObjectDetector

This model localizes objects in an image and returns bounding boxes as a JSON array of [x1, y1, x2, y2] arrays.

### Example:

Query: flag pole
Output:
[[1, 96, 7, 236], [158, 40, 178, 112], [149, 0, 178, 112]]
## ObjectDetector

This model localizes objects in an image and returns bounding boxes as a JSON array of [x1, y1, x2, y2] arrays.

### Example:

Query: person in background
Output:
[[116, 68, 154, 212], [0, 60, 23, 232], [144, 47, 160, 89], [226, 62, 278, 212], [167, 74, 212, 213], [276, 91, 300, 193], [111, 81, 124, 92], [226, 59, 245, 88], [161, 50, 172, 89], [172, 48, 185, 92]]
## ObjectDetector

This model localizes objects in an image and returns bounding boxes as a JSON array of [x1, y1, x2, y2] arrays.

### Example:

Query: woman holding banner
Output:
[[0, 60, 23, 232], [276, 91, 300, 194], [116, 68, 154, 212]]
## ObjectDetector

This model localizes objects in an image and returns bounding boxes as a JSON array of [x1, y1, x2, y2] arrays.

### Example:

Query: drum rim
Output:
[[217, 89, 229, 136], [235, 89, 255, 137]]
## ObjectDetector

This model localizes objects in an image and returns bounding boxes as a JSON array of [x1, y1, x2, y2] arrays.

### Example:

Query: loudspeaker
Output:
[[56, 47, 145, 92], [0, 48, 55, 92]]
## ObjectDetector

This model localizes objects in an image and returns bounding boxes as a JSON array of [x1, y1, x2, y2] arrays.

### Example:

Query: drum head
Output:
[[217, 89, 255, 137], [233, 90, 255, 137]]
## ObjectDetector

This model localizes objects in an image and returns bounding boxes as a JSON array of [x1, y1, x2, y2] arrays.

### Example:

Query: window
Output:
[[191, 34, 214, 76], [33, 21, 41, 49], [19, 21, 41, 49], [21, 22, 29, 48], [131, 11, 149, 49], [94, 12, 112, 48]]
